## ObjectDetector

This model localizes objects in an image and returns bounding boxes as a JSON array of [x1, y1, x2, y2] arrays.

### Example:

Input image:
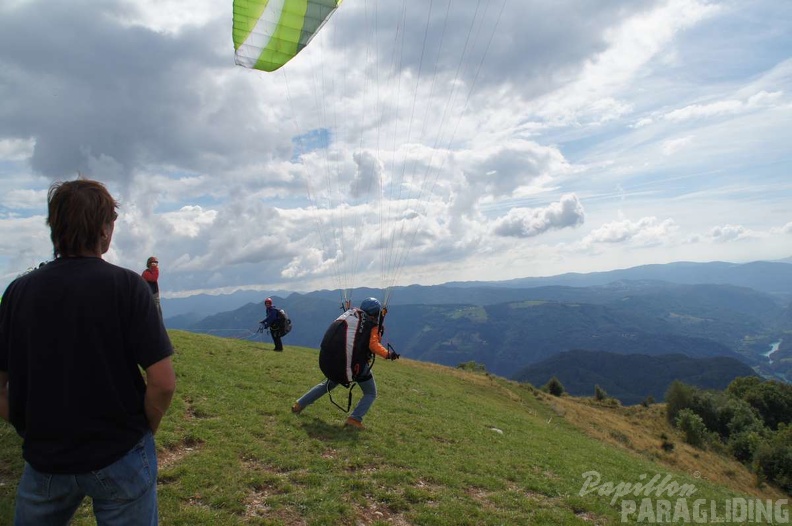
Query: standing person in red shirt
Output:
[[142, 256, 162, 321]]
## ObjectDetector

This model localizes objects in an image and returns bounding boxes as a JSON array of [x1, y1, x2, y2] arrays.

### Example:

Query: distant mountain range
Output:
[[163, 259, 792, 389], [162, 259, 792, 318], [514, 350, 758, 405], [444, 260, 792, 297]]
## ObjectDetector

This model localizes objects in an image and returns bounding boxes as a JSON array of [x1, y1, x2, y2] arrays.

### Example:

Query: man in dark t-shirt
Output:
[[0, 179, 175, 525]]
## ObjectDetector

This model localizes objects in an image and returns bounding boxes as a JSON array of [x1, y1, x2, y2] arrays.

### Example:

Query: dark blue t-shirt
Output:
[[0, 257, 173, 473]]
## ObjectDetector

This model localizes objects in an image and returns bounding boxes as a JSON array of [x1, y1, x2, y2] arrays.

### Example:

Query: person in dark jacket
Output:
[[0, 178, 176, 525], [260, 297, 284, 351]]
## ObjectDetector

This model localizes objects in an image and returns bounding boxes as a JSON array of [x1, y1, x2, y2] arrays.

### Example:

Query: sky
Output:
[[0, 0, 790, 299]]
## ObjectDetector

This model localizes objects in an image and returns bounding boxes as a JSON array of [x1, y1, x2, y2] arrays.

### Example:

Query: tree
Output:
[[665, 381, 696, 424], [741, 381, 792, 430], [675, 409, 709, 448], [754, 424, 792, 492], [544, 376, 565, 397]]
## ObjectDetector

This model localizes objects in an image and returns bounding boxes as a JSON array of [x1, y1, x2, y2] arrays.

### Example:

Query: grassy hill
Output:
[[0, 331, 785, 525]]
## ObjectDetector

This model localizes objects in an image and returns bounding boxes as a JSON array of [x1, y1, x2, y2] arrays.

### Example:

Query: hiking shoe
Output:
[[291, 403, 303, 414], [274, 347, 284, 352], [344, 417, 364, 429]]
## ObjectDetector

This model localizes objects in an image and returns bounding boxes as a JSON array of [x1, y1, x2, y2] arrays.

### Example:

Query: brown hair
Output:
[[47, 179, 118, 258]]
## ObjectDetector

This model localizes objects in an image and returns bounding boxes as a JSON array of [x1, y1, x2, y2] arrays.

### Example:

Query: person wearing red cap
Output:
[[142, 256, 162, 321]]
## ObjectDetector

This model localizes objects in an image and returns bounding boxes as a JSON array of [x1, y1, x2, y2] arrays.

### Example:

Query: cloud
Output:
[[0, 215, 51, 273], [0, 138, 34, 161], [350, 151, 383, 199], [661, 136, 694, 156], [709, 224, 750, 243], [492, 194, 584, 238], [530, 0, 721, 126], [663, 91, 783, 122], [1, 189, 48, 211], [160, 205, 217, 237], [584, 216, 677, 246]]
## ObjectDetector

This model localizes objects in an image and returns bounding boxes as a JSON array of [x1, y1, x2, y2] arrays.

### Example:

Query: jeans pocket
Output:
[[90, 433, 156, 502], [19, 463, 54, 498]]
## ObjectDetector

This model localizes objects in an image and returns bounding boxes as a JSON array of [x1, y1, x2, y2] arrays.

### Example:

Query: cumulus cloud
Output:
[[584, 217, 677, 246], [710, 224, 750, 243], [1, 189, 48, 211], [0, 138, 34, 161], [350, 151, 383, 199], [160, 205, 217, 237], [0, 216, 51, 274], [459, 139, 573, 199], [492, 194, 584, 238]]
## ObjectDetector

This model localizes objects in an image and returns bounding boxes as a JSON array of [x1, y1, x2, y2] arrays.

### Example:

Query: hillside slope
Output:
[[0, 331, 783, 525]]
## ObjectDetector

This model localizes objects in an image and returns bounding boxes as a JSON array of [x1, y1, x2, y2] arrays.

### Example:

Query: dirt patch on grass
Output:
[[243, 487, 308, 524], [158, 436, 203, 470], [352, 501, 412, 526]]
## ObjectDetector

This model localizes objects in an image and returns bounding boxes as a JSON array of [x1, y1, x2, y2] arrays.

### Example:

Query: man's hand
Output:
[[387, 351, 400, 360], [144, 357, 176, 434]]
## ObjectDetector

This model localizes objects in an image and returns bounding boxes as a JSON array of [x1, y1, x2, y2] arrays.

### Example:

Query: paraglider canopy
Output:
[[233, 0, 343, 72]]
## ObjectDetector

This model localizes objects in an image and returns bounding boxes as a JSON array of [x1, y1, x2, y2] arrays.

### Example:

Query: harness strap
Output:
[[327, 381, 356, 413]]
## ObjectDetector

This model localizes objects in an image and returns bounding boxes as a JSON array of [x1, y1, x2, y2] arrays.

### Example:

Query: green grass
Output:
[[0, 330, 783, 525]]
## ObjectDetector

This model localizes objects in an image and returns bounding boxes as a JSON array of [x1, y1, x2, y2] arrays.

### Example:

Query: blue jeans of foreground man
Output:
[[14, 431, 159, 526], [298, 371, 378, 422]]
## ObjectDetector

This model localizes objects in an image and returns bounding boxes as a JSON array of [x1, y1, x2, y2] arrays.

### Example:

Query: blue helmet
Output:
[[360, 297, 382, 317]]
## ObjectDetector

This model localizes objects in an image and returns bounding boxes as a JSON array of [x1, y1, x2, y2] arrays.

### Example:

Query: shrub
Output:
[[754, 424, 792, 492], [456, 361, 486, 373], [727, 376, 764, 399], [742, 381, 792, 430], [723, 398, 764, 438], [728, 430, 763, 465], [641, 395, 655, 408], [594, 384, 608, 401], [688, 390, 724, 435], [665, 381, 695, 424], [660, 433, 675, 452], [665, 382, 761, 442], [544, 376, 565, 397], [675, 409, 709, 448]]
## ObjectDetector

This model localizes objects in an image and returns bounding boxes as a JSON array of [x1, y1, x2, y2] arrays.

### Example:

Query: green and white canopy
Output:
[[233, 0, 342, 72]]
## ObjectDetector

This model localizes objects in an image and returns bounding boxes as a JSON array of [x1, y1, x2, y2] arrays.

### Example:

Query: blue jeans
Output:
[[297, 372, 378, 422], [14, 432, 159, 526]]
